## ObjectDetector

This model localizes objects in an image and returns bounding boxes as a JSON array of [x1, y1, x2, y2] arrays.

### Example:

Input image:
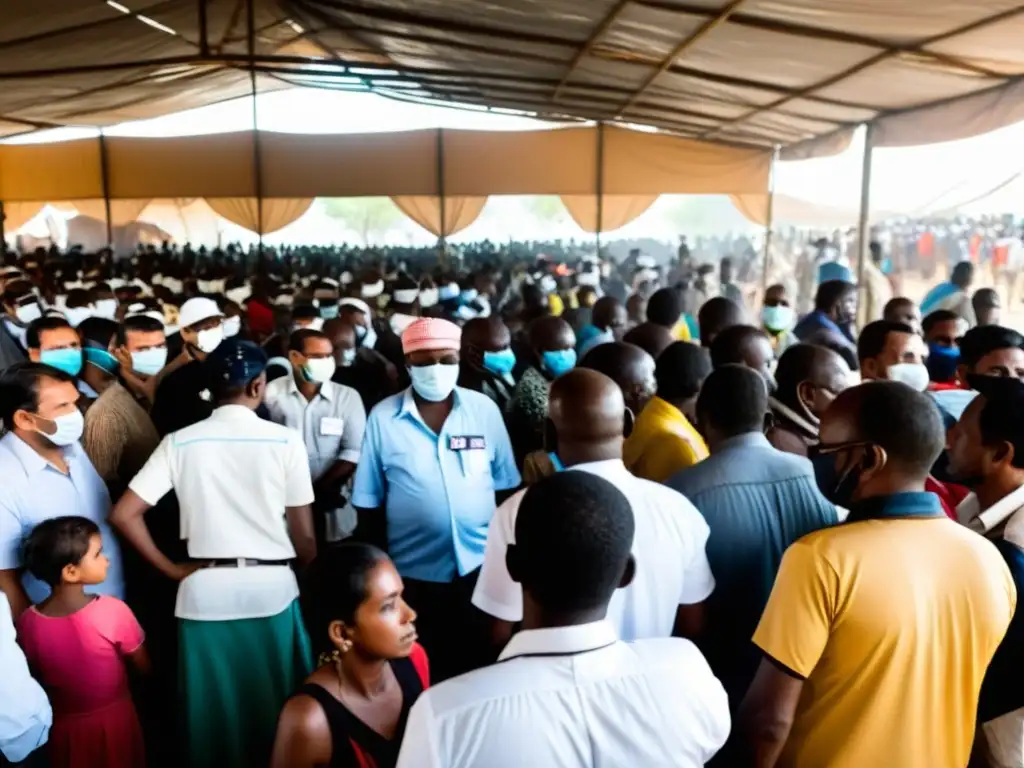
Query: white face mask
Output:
[[93, 299, 118, 320], [223, 316, 242, 338], [33, 409, 85, 447], [361, 325, 377, 350], [409, 363, 460, 402], [303, 357, 337, 384], [195, 325, 224, 354], [887, 362, 930, 392], [14, 302, 42, 325], [340, 348, 357, 367], [64, 306, 93, 328]]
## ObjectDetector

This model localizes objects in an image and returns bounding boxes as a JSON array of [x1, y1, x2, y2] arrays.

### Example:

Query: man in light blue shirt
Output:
[[353, 317, 520, 681], [0, 592, 51, 764], [0, 363, 124, 620]]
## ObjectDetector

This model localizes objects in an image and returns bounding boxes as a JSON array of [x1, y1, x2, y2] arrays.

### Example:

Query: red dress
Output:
[[17, 596, 146, 768]]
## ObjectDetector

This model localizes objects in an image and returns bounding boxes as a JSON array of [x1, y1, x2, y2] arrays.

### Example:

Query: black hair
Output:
[[973, 288, 1000, 311], [2, 279, 35, 305], [709, 324, 768, 369], [591, 296, 622, 330], [0, 362, 73, 429], [656, 341, 712, 402], [838, 381, 945, 475], [579, 341, 653, 394], [922, 309, 959, 336], [882, 297, 915, 321], [856, 320, 916, 363], [695, 364, 767, 436], [77, 317, 119, 349], [291, 304, 319, 321], [960, 325, 1024, 369], [23, 516, 100, 587], [513, 472, 634, 614], [951, 261, 974, 288], [646, 288, 682, 327], [118, 314, 164, 346], [65, 289, 92, 309], [976, 381, 1024, 470], [814, 280, 856, 312], [697, 296, 743, 346], [301, 543, 390, 657], [289, 328, 329, 353], [26, 316, 73, 350]]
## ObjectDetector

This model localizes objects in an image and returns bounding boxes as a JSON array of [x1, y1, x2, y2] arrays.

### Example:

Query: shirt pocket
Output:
[[459, 448, 491, 481]]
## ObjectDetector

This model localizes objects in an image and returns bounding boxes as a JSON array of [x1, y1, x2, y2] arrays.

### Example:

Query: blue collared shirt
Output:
[[0, 432, 124, 604], [666, 432, 838, 705], [352, 387, 521, 582]]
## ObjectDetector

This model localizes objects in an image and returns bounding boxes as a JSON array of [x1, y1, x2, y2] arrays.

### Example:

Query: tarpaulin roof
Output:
[[4, 1, 1024, 157]]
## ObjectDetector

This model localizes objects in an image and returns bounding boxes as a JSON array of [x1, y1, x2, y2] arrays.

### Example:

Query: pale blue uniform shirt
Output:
[[0, 592, 51, 762], [0, 432, 125, 605], [353, 387, 521, 583]]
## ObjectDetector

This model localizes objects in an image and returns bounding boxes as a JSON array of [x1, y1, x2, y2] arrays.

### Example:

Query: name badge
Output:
[[320, 417, 345, 436], [448, 435, 486, 451]]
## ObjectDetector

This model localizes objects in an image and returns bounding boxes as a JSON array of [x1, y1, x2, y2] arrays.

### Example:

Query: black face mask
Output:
[[813, 449, 865, 508]]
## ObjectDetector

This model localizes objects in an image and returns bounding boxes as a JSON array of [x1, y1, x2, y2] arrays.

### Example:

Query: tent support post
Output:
[[596, 121, 605, 254], [437, 127, 447, 264], [856, 123, 875, 290], [246, 0, 263, 263], [198, 0, 209, 57], [0, 202, 6, 259], [761, 146, 779, 296], [98, 130, 114, 251]]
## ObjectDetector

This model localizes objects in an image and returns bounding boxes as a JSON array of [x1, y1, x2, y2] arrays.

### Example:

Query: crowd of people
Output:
[[1, 237, 1024, 768]]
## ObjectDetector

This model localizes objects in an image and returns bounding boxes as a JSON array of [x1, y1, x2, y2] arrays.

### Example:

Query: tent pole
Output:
[[198, 0, 209, 57], [437, 128, 447, 266], [596, 121, 605, 255], [761, 146, 779, 296], [247, 0, 263, 268], [0, 202, 6, 261], [856, 123, 875, 290], [98, 129, 114, 252]]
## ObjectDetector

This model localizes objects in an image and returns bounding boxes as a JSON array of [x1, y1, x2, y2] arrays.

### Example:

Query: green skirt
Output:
[[179, 601, 313, 768]]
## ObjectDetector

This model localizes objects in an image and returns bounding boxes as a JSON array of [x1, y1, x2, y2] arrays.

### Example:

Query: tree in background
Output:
[[522, 196, 570, 228], [323, 197, 404, 245]]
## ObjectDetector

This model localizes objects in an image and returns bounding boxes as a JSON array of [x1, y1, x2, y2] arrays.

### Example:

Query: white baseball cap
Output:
[[178, 297, 223, 329]]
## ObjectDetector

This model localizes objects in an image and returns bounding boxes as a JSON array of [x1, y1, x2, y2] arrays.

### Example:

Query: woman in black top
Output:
[[271, 544, 427, 768]]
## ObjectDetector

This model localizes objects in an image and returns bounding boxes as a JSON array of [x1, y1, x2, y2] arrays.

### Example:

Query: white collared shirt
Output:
[[0, 593, 51, 762], [396, 619, 729, 768], [957, 484, 1024, 545], [128, 405, 315, 621], [471, 459, 715, 641], [264, 376, 366, 482]]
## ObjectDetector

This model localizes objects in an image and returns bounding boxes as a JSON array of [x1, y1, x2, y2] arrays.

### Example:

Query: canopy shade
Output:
[[2, 1, 1024, 158]]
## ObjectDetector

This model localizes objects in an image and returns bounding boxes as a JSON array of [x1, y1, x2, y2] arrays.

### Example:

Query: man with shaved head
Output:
[[698, 296, 744, 348], [740, 382, 1013, 768], [473, 368, 716, 652], [506, 315, 577, 466], [579, 341, 657, 419], [766, 343, 850, 458], [458, 316, 517, 412], [710, 324, 776, 392]]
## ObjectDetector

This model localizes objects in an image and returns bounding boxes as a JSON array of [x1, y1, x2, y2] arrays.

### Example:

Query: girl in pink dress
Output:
[[16, 516, 148, 768]]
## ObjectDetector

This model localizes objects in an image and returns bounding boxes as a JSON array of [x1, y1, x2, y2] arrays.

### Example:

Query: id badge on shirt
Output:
[[449, 435, 488, 477], [320, 417, 345, 436]]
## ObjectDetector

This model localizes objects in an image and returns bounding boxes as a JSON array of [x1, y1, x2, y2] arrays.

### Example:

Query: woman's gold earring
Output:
[[339, 639, 353, 654], [317, 649, 341, 667]]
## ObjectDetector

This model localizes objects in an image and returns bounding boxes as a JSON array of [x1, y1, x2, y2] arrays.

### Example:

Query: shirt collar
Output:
[[717, 432, 771, 451], [284, 374, 333, 401], [959, 484, 1024, 535], [846, 491, 945, 523], [565, 458, 629, 479], [397, 386, 462, 421], [210, 404, 259, 420], [498, 619, 618, 662], [2, 432, 78, 476]]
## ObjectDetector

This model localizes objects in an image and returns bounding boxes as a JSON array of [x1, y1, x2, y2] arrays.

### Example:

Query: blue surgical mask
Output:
[[340, 348, 357, 368], [40, 348, 83, 377], [409, 363, 460, 402], [483, 348, 516, 376], [84, 347, 120, 376], [927, 343, 960, 383], [320, 305, 339, 320], [541, 348, 577, 378], [548, 452, 565, 472], [761, 305, 795, 333], [131, 347, 168, 376]]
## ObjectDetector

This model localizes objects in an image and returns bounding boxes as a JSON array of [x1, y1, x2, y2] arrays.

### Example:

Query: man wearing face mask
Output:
[[0, 363, 125, 620], [112, 338, 316, 768], [0, 279, 40, 372], [857, 320, 930, 391], [323, 318, 397, 414], [507, 315, 576, 467], [265, 329, 366, 545], [114, 314, 169, 407], [89, 283, 119, 321], [150, 296, 224, 436], [352, 317, 520, 682], [793, 280, 859, 370], [761, 284, 798, 357], [25, 316, 89, 396], [766, 343, 851, 458], [740, 381, 1015, 768], [576, 295, 627, 359], [458, 316, 518, 412], [922, 309, 963, 387], [473, 368, 714, 655]]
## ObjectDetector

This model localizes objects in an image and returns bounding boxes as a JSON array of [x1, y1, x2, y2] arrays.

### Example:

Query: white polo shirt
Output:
[[396, 619, 729, 768], [129, 405, 315, 622], [472, 459, 715, 640], [264, 376, 366, 481]]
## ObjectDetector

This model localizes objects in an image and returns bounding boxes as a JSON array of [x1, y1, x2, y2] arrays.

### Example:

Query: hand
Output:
[[169, 561, 209, 581]]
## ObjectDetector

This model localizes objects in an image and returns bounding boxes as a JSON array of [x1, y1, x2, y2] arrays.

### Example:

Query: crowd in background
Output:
[[0, 228, 1023, 768]]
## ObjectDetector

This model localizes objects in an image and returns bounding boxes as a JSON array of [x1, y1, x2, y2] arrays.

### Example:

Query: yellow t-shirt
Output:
[[753, 513, 1016, 768], [623, 396, 708, 483]]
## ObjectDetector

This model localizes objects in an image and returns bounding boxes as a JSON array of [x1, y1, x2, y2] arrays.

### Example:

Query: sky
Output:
[[7, 86, 1024, 245]]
